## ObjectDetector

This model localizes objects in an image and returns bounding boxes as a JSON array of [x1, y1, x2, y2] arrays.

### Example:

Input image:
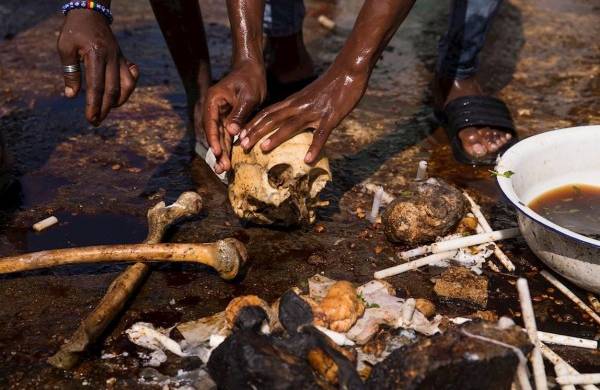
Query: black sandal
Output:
[[440, 95, 518, 166]]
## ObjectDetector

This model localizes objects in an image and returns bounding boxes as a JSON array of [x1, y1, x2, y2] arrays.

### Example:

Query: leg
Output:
[[434, 0, 513, 160], [263, 0, 314, 85], [149, 0, 211, 121]]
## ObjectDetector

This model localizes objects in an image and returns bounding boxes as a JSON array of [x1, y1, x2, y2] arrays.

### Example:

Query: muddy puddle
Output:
[[1, 0, 599, 387]]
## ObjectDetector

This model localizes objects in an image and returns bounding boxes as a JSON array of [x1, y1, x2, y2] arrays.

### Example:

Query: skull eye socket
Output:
[[268, 163, 294, 189]]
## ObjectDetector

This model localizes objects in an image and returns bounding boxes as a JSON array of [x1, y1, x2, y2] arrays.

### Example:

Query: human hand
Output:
[[57, 9, 139, 126], [202, 60, 266, 173], [239, 68, 368, 164]]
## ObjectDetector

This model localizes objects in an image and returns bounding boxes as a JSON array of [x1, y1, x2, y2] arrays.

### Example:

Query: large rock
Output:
[[366, 321, 531, 390], [382, 178, 467, 245]]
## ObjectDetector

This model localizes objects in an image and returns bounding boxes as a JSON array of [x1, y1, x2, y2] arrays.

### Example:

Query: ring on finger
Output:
[[63, 64, 81, 74]]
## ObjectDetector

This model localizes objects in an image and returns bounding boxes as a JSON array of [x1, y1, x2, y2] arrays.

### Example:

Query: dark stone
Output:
[[278, 289, 314, 333], [366, 321, 532, 390], [234, 305, 269, 332], [207, 329, 323, 390]]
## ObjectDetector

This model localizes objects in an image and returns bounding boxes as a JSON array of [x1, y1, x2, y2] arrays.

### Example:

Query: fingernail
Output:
[[505, 133, 512, 140], [261, 139, 271, 150], [65, 87, 74, 97], [305, 152, 312, 162], [241, 138, 249, 148], [240, 130, 247, 138], [229, 123, 240, 135]]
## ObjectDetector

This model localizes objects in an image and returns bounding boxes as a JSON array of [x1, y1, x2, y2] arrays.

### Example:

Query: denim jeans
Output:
[[263, 0, 306, 38], [436, 0, 503, 80]]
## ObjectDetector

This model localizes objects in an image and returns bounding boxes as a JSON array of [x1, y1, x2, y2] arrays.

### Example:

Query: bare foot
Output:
[[433, 76, 513, 159]]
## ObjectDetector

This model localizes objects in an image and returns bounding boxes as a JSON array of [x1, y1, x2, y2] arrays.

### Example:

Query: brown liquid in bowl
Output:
[[529, 184, 600, 240]]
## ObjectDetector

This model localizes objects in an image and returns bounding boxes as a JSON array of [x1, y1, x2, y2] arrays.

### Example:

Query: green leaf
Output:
[[488, 169, 515, 178], [367, 303, 380, 309]]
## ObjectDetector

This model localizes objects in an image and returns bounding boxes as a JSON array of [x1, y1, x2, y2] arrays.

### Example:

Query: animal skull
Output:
[[228, 131, 332, 226]]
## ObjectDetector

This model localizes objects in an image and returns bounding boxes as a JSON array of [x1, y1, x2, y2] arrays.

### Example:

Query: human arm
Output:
[[239, 0, 416, 163], [202, 0, 267, 173]]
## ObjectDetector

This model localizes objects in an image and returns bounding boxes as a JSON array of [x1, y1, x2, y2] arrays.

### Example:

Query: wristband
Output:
[[61, 1, 113, 24]]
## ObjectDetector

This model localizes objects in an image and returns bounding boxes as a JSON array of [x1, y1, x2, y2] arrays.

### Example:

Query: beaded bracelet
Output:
[[61, 1, 113, 24]]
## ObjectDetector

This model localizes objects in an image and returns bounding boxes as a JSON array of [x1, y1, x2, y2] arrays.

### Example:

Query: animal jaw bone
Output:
[[228, 131, 332, 226]]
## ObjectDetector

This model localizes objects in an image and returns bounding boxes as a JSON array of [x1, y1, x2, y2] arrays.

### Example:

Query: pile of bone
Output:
[[125, 275, 530, 389]]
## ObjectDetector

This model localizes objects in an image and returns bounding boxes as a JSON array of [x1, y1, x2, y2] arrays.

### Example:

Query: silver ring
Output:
[[63, 64, 81, 74]]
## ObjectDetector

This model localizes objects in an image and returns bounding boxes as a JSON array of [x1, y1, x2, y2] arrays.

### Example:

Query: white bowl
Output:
[[496, 125, 600, 293]]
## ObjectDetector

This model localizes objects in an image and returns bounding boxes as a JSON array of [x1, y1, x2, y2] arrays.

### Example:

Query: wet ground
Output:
[[1, 0, 599, 388]]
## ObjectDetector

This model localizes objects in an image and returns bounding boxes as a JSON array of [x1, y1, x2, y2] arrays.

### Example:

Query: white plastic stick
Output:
[[540, 270, 600, 327], [517, 278, 548, 390], [374, 250, 457, 279], [537, 331, 598, 349], [317, 15, 336, 30], [556, 374, 600, 386], [33, 216, 59, 232], [362, 183, 395, 205], [539, 343, 599, 390], [402, 298, 416, 323], [555, 362, 576, 390], [415, 160, 428, 180], [400, 228, 520, 259], [463, 192, 516, 271], [368, 186, 384, 224]]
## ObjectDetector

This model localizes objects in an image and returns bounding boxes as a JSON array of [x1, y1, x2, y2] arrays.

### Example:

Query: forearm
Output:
[[226, 0, 265, 66], [332, 0, 415, 76]]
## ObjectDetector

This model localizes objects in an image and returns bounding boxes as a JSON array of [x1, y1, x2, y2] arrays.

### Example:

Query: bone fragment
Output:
[[463, 192, 515, 271], [539, 343, 599, 390], [44, 192, 203, 369], [415, 160, 428, 180], [0, 240, 247, 279], [537, 331, 598, 349], [367, 186, 384, 224], [400, 227, 520, 259], [556, 375, 600, 386], [555, 363, 576, 390], [318, 15, 336, 30], [346, 281, 440, 344], [314, 325, 355, 346], [374, 250, 457, 279], [541, 270, 600, 327], [517, 278, 548, 390], [33, 216, 58, 231]]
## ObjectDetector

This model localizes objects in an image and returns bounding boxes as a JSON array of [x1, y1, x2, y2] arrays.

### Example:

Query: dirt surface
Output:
[[1, 0, 599, 388]]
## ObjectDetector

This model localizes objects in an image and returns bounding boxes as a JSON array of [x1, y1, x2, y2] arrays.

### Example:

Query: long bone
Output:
[[0, 239, 247, 278], [24, 192, 203, 369]]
